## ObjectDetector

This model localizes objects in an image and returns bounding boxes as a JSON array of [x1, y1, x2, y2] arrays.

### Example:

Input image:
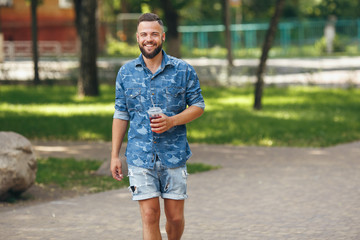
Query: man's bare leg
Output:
[[164, 199, 185, 240], [139, 197, 162, 240]]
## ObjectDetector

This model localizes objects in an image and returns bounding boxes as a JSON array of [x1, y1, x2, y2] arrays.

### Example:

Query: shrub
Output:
[[314, 35, 348, 53], [106, 39, 139, 58]]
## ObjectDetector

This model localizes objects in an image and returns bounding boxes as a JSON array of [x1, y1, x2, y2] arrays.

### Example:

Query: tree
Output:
[[74, 0, 99, 97], [222, 0, 233, 67], [158, 0, 182, 57], [254, 0, 285, 110], [30, 0, 40, 85]]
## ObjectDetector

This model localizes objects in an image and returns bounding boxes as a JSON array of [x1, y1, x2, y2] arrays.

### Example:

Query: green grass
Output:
[[188, 86, 360, 147], [35, 158, 218, 193], [0, 85, 115, 141], [186, 162, 220, 174], [1, 84, 360, 147], [36, 158, 125, 193]]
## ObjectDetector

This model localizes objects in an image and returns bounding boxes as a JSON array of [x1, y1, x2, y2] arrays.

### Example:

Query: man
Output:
[[110, 13, 205, 240]]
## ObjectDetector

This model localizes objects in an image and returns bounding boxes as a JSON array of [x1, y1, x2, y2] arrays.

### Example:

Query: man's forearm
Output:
[[111, 118, 129, 158], [171, 105, 204, 127], [149, 105, 204, 134]]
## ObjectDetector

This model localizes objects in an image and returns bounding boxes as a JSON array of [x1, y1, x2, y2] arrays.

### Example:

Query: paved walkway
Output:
[[1, 141, 360, 239]]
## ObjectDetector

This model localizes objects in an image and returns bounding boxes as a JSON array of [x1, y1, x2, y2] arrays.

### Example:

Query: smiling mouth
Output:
[[144, 41, 157, 47], [144, 44, 155, 50]]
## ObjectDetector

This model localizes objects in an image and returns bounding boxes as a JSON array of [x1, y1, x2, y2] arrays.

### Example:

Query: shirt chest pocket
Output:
[[125, 88, 143, 112], [166, 87, 186, 112]]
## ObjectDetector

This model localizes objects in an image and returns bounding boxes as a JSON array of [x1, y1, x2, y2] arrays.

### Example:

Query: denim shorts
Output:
[[127, 159, 188, 201]]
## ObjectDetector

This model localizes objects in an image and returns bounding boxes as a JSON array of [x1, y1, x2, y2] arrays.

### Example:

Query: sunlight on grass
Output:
[[76, 130, 105, 140], [259, 138, 274, 146], [254, 109, 301, 120], [0, 103, 114, 116], [1, 85, 360, 147], [333, 115, 345, 123], [216, 96, 253, 106], [187, 129, 209, 142]]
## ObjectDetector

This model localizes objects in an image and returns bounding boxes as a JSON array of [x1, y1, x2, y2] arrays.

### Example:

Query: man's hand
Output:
[[150, 114, 175, 134], [110, 156, 124, 181], [150, 106, 204, 134]]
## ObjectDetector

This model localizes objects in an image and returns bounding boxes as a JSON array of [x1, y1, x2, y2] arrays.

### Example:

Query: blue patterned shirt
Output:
[[113, 50, 205, 169]]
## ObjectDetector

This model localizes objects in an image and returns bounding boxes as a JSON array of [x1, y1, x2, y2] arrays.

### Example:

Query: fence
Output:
[[2, 19, 360, 60], [3, 41, 78, 60], [179, 19, 360, 56]]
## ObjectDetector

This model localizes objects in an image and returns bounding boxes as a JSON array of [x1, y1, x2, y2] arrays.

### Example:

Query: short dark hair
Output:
[[137, 13, 164, 27]]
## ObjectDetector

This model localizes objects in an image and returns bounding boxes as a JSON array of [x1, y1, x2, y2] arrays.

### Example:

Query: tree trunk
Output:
[[223, 0, 233, 67], [159, 0, 181, 58], [254, 0, 285, 110], [75, 0, 99, 97], [31, 0, 40, 85]]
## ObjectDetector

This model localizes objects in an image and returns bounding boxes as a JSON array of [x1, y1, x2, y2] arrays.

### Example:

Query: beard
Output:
[[139, 41, 163, 59]]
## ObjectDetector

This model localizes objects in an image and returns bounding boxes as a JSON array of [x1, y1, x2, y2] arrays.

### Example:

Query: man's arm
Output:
[[111, 118, 129, 181], [150, 105, 204, 134]]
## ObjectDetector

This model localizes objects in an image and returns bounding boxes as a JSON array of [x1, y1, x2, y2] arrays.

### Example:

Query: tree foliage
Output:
[[304, 0, 360, 18], [103, 0, 360, 26]]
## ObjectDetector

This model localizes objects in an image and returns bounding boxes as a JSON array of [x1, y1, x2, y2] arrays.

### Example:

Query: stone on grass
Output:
[[0, 132, 37, 200]]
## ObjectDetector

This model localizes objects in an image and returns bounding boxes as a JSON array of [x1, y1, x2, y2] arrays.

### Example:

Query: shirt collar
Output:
[[135, 50, 173, 70]]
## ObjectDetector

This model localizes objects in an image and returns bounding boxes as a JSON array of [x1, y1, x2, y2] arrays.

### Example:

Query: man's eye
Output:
[[139, 33, 160, 38]]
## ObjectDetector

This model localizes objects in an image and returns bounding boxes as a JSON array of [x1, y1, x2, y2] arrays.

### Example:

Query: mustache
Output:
[[143, 41, 156, 46]]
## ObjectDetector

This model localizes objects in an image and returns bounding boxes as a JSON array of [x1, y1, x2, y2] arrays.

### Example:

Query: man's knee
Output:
[[166, 214, 184, 226], [142, 207, 161, 225]]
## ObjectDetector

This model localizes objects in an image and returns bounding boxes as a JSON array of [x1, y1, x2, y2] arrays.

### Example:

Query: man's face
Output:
[[137, 21, 165, 59]]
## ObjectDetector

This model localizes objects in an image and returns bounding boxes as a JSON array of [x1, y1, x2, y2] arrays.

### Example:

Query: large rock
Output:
[[0, 132, 37, 200]]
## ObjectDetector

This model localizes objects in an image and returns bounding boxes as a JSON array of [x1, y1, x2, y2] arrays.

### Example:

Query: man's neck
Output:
[[143, 51, 163, 74]]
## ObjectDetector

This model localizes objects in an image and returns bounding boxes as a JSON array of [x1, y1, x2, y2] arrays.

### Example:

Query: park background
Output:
[[0, 0, 360, 201]]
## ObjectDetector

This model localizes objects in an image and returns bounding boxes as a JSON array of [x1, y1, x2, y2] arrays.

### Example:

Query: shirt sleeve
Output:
[[113, 68, 130, 120], [113, 110, 130, 120], [185, 65, 205, 110]]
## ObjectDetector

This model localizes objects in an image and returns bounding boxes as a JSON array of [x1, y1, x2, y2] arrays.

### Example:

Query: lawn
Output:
[[35, 158, 217, 194], [1, 84, 359, 147]]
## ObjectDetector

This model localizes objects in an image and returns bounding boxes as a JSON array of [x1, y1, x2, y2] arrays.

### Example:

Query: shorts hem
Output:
[[162, 193, 188, 200], [132, 192, 161, 201]]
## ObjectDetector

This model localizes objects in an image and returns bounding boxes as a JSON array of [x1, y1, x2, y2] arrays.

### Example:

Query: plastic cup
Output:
[[147, 107, 162, 122]]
